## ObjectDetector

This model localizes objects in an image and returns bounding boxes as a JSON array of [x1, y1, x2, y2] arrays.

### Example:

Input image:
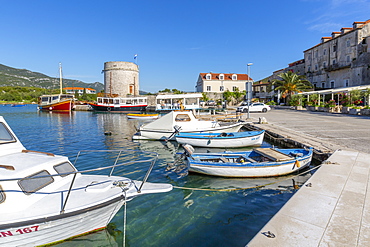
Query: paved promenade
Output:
[[244, 108, 370, 246], [246, 108, 370, 154]]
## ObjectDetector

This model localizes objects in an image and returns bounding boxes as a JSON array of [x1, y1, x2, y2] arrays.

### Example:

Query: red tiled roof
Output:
[[64, 87, 96, 91], [199, 72, 252, 81], [305, 19, 370, 52]]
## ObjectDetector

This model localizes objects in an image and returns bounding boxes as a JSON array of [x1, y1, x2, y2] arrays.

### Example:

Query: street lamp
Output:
[[247, 63, 253, 119]]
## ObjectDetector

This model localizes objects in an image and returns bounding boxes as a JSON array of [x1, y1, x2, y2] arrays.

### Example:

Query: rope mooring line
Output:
[[173, 164, 322, 192]]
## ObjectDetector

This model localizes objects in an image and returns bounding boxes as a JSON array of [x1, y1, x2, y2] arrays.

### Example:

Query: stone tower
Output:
[[103, 61, 139, 97]]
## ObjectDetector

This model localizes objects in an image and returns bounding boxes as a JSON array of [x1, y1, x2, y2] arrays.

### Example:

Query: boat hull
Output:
[[176, 131, 264, 147], [133, 123, 244, 140], [127, 113, 159, 120], [90, 103, 147, 112], [187, 149, 313, 177], [0, 197, 124, 246], [38, 99, 73, 111]]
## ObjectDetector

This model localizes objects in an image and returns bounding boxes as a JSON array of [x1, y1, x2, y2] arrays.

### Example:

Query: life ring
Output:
[[107, 107, 111, 111]]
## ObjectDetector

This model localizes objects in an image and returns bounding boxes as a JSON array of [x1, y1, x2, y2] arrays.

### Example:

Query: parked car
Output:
[[236, 102, 271, 113], [206, 100, 216, 106]]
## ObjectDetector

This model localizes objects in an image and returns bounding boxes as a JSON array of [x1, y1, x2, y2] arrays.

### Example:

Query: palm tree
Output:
[[273, 71, 312, 104]]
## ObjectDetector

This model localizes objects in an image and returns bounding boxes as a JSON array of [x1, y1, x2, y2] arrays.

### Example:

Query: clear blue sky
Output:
[[1, 0, 369, 93]]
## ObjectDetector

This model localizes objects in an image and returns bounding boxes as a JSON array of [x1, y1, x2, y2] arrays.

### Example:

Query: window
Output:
[[206, 74, 212, 80], [345, 79, 349, 87], [333, 44, 337, 52], [308, 66, 311, 72], [315, 64, 318, 70], [206, 86, 211, 91], [323, 49, 327, 55], [323, 62, 326, 68], [333, 59, 336, 65], [54, 162, 76, 177], [346, 56, 350, 63], [0, 123, 16, 144], [18, 170, 54, 195], [175, 114, 191, 122], [232, 74, 237, 80], [0, 186, 5, 204], [347, 40, 350, 47], [315, 50, 318, 58], [330, 81, 335, 88], [220, 86, 224, 92], [322, 83, 325, 88], [308, 54, 311, 60], [219, 74, 224, 80], [232, 86, 238, 91]]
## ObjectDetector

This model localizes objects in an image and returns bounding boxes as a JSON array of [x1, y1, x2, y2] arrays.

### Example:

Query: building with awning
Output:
[[297, 85, 370, 105]]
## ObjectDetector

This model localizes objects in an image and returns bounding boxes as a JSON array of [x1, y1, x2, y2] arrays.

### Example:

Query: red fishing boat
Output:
[[38, 63, 75, 111]]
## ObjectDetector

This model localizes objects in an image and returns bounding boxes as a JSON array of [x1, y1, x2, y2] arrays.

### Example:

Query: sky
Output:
[[1, 0, 370, 93]]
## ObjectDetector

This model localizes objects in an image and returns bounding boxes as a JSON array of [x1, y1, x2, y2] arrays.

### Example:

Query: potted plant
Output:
[[360, 106, 370, 115]]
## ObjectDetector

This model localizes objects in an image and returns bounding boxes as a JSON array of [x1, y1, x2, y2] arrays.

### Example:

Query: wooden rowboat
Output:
[[184, 145, 313, 177]]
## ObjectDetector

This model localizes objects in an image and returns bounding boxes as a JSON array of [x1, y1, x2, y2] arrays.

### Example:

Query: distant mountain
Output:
[[0, 64, 104, 92]]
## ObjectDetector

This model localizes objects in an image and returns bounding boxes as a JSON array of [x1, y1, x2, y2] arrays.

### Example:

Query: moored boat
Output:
[[0, 116, 172, 246], [175, 130, 264, 148], [184, 145, 313, 177], [38, 63, 75, 112], [89, 96, 148, 112], [132, 110, 245, 140], [38, 94, 74, 111], [127, 113, 159, 120]]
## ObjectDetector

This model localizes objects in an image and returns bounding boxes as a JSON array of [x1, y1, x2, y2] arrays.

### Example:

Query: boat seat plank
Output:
[[220, 157, 229, 163], [253, 148, 294, 162]]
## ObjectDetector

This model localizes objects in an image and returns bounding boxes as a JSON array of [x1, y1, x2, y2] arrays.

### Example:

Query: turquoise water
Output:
[[1, 105, 315, 247]]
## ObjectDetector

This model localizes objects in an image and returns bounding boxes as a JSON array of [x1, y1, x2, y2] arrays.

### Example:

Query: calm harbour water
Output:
[[1, 105, 315, 247]]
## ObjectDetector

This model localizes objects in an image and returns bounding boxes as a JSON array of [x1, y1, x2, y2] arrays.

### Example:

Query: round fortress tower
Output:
[[103, 61, 139, 97]]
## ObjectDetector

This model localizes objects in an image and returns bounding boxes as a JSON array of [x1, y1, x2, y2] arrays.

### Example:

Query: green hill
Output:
[[0, 64, 104, 92]]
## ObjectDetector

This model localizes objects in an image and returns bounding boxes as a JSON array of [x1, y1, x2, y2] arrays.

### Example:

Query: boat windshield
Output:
[[0, 186, 5, 203], [0, 123, 16, 144]]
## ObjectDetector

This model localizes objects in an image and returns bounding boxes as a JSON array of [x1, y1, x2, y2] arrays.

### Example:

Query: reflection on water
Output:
[[1, 106, 317, 247]]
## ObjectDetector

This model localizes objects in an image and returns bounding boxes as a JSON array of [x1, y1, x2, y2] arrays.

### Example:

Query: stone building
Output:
[[195, 72, 252, 93], [304, 20, 370, 89], [286, 59, 305, 76], [102, 61, 139, 97]]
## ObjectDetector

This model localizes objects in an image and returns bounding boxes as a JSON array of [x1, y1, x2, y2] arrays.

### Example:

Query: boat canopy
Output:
[[156, 93, 202, 111]]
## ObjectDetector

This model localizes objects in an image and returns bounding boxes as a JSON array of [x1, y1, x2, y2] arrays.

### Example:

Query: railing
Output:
[[0, 149, 159, 214]]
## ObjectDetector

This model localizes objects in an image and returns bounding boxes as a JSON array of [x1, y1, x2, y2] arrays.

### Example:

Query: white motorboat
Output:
[[0, 116, 172, 246], [175, 130, 265, 148], [132, 111, 244, 140]]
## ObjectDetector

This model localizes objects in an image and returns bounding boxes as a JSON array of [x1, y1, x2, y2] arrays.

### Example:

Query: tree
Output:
[[201, 92, 210, 102], [273, 71, 312, 105]]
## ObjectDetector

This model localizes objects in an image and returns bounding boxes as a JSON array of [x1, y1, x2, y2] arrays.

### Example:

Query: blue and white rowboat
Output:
[[184, 146, 313, 177], [176, 130, 265, 148]]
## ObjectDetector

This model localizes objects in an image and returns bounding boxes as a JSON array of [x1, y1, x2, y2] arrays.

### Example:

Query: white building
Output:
[[195, 72, 252, 93], [64, 87, 96, 95]]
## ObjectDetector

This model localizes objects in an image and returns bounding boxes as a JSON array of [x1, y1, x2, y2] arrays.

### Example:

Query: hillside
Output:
[[0, 64, 104, 92]]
